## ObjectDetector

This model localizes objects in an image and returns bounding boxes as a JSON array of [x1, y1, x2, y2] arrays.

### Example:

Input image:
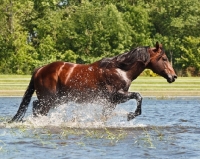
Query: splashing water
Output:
[[16, 101, 146, 129]]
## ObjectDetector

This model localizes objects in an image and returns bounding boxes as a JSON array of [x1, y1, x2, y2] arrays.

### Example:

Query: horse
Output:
[[9, 42, 177, 123]]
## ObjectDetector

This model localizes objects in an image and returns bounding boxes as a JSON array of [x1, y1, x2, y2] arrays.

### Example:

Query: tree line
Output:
[[0, 0, 199, 76]]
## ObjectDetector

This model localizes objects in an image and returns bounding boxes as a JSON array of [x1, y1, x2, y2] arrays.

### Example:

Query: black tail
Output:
[[9, 72, 36, 123]]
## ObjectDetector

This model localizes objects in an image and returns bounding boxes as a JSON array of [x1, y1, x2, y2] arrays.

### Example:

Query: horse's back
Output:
[[59, 61, 102, 90]]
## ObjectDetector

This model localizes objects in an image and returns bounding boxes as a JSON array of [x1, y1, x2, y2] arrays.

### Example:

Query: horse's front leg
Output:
[[127, 92, 142, 121], [112, 91, 142, 121]]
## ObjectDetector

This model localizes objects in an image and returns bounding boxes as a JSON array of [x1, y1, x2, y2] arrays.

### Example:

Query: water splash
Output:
[[21, 102, 146, 129]]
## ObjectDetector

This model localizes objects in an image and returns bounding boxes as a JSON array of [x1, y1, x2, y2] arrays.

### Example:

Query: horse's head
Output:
[[147, 42, 177, 83]]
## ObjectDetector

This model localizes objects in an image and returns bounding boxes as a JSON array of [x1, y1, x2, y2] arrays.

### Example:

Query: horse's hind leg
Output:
[[39, 103, 51, 116], [32, 100, 51, 117], [32, 100, 40, 117]]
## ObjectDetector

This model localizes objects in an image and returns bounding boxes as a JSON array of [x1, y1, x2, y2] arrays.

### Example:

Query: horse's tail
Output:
[[9, 71, 37, 123]]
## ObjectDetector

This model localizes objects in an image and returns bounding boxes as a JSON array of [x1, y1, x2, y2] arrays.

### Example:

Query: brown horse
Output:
[[10, 42, 177, 122]]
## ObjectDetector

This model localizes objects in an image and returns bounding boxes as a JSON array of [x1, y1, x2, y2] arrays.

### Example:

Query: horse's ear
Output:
[[155, 41, 159, 50]]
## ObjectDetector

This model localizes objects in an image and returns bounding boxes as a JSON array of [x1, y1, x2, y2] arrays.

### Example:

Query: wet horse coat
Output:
[[10, 42, 177, 122]]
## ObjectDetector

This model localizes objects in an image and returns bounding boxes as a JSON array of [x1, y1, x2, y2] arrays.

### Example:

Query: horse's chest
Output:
[[103, 69, 131, 92], [116, 69, 131, 85]]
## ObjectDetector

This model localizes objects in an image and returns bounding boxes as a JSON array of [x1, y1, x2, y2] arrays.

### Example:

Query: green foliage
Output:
[[142, 69, 158, 77], [59, 50, 78, 63], [177, 36, 200, 72], [0, 0, 199, 75], [37, 35, 58, 65], [57, 2, 132, 63], [122, 3, 152, 47]]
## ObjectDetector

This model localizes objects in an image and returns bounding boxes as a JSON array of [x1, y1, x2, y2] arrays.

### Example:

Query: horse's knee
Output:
[[136, 92, 142, 101], [131, 92, 142, 102]]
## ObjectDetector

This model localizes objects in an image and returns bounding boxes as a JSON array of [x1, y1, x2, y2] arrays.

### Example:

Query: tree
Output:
[[0, 0, 199, 75], [57, 2, 132, 63], [122, 2, 152, 47], [0, 0, 38, 74], [177, 36, 200, 72], [149, 0, 200, 71]]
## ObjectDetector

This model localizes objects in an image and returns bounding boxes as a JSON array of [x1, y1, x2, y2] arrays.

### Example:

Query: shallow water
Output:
[[0, 97, 200, 159]]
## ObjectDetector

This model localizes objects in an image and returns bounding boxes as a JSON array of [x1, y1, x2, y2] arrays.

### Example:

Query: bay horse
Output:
[[10, 42, 177, 122]]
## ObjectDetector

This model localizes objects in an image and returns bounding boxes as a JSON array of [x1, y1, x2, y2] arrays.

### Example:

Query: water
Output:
[[0, 97, 200, 159]]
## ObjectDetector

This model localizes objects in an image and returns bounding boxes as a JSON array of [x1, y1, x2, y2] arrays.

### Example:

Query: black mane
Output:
[[99, 46, 150, 69]]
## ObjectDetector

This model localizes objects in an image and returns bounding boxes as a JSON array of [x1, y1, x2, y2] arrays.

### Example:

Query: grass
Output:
[[1, 121, 176, 150], [0, 75, 199, 97], [1, 118, 163, 148], [130, 76, 200, 97], [0, 75, 31, 96]]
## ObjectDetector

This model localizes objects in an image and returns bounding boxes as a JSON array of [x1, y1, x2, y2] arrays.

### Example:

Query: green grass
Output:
[[130, 76, 200, 96], [0, 75, 31, 96], [0, 75, 199, 97]]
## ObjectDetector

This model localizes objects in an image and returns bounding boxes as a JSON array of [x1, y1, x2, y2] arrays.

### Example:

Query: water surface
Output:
[[0, 97, 200, 159]]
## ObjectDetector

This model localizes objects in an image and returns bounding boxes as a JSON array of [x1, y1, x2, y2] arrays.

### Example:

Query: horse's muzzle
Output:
[[167, 74, 177, 83]]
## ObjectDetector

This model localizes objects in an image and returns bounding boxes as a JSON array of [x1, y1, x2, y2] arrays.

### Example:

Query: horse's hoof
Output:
[[8, 120, 13, 123], [127, 112, 136, 121], [21, 120, 26, 123], [8, 119, 26, 123]]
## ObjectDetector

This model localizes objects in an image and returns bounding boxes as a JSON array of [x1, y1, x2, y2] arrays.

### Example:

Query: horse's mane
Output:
[[99, 46, 150, 69]]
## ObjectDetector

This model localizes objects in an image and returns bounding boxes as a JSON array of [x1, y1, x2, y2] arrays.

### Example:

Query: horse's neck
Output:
[[116, 47, 150, 70], [99, 47, 150, 81], [126, 61, 147, 81]]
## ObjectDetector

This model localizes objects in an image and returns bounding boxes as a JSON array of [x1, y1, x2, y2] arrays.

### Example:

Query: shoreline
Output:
[[1, 93, 200, 98], [1, 90, 199, 97], [1, 76, 200, 97]]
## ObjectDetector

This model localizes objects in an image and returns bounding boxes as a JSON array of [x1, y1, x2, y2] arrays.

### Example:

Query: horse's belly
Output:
[[60, 86, 106, 103]]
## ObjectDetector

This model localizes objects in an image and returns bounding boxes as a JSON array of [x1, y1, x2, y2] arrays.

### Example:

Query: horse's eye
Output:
[[162, 57, 167, 61]]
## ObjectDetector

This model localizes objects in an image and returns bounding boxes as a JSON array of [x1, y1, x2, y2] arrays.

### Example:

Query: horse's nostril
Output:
[[174, 75, 177, 79]]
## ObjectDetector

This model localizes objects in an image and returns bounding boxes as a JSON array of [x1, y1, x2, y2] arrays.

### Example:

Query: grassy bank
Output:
[[0, 75, 31, 96], [130, 76, 200, 97], [0, 75, 199, 97]]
